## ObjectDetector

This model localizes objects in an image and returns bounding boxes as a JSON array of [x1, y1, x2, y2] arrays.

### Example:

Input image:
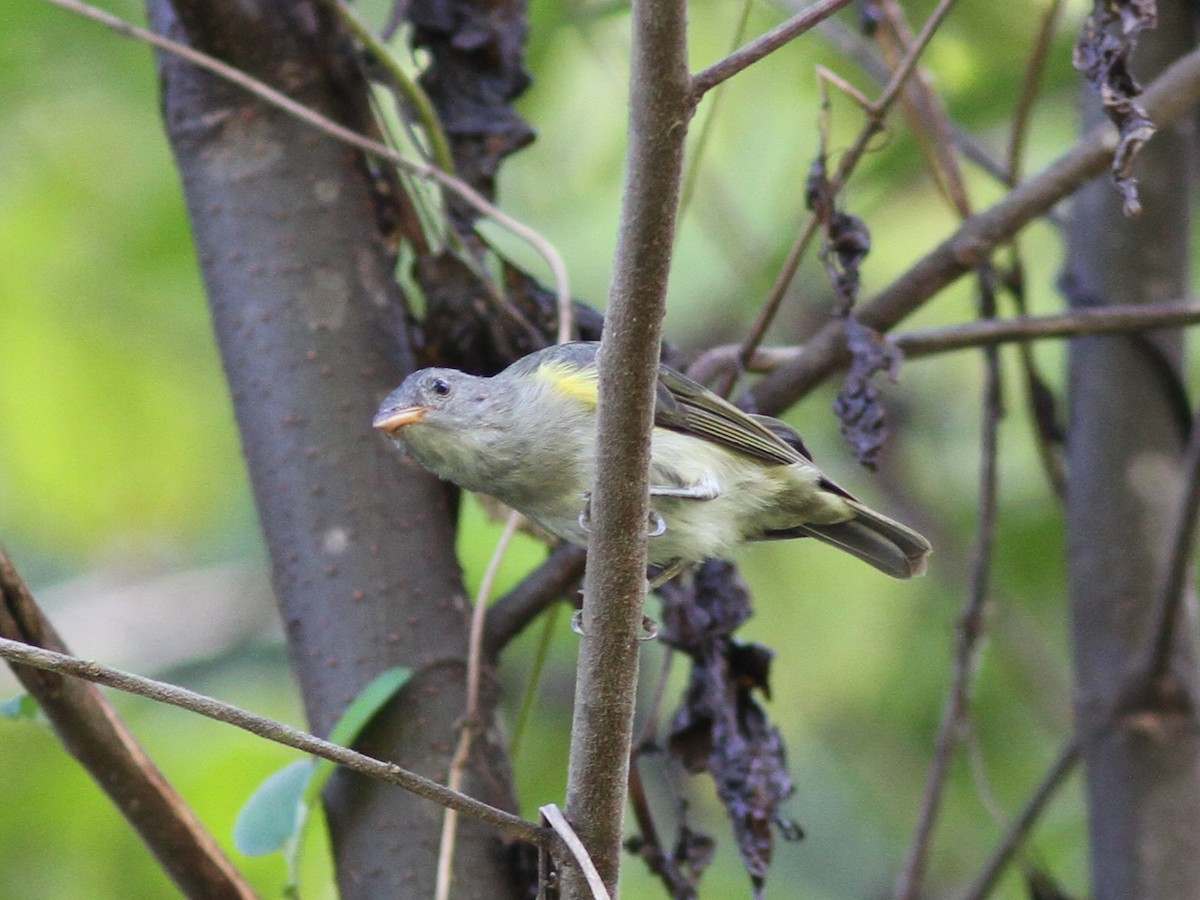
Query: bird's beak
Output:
[[373, 405, 431, 435]]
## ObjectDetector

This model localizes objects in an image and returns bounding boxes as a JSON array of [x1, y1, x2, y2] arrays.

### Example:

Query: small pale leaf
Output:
[[234, 760, 316, 857], [0, 694, 39, 720]]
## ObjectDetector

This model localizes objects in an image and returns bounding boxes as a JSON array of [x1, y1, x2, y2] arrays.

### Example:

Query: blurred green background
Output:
[[0, 0, 1124, 896]]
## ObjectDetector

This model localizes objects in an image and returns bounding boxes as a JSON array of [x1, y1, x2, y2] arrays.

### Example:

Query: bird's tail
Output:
[[797, 502, 931, 579]]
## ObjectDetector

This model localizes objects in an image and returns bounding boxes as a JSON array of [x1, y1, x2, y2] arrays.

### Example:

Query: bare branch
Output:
[[728, 0, 961, 394], [483, 543, 585, 659], [0, 549, 255, 898], [562, 0, 691, 892], [748, 45, 1200, 414], [687, 301, 1200, 386], [436, 513, 521, 900], [869, 0, 962, 116], [962, 737, 1082, 900], [897, 301, 1200, 356], [0, 636, 551, 849], [692, 0, 854, 98], [1007, 0, 1068, 181], [894, 273, 1002, 900], [42, 0, 571, 325], [872, 0, 972, 217]]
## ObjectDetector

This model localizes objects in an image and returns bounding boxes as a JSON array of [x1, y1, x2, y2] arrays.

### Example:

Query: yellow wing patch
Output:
[[536, 361, 600, 407]]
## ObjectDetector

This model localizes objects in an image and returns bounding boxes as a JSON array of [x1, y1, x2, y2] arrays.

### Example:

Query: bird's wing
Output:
[[653, 365, 804, 466], [510, 341, 812, 468]]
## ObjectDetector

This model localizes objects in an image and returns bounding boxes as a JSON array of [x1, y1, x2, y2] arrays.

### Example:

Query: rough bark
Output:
[[1064, 3, 1200, 897], [148, 2, 523, 895]]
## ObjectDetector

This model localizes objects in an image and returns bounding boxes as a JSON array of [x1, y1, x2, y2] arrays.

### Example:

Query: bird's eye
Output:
[[430, 377, 452, 397]]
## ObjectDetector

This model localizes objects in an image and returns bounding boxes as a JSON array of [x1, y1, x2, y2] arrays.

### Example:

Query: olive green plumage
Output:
[[374, 342, 930, 579]]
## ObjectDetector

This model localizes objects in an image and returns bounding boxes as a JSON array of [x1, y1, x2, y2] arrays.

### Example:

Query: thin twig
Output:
[[816, 15, 1064, 226], [626, 649, 692, 897], [1003, 0, 1069, 501], [679, 0, 754, 219], [692, 0, 855, 97], [747, 45, 1200, 415], [1006, 0, 1067, 182], [894, 272, 1002, 900], [869, 0, 961, 116], [324, 0, 455, 173], [731, 0, 961, 391], [0, 636, 551, 848], [627, 751, 695, 898], [435, 512, 522, 900], [873, 0, 972, 217], [962, 736, 1082, 900], [510, 602, 564, 762], [43, 0, 571, 329]]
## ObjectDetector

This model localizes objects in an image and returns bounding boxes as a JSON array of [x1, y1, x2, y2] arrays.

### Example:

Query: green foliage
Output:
[[233, 667, 411, 894], [0, 0, 1135, 897], [0, 693, 40, 721]]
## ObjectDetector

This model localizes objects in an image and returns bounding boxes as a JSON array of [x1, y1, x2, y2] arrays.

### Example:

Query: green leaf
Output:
[[0, 694, 39, 720], [233, 759, 315, 857], [306, 666, 412, 810], [232, 666, 411, 891], [327, 666, 413, 747]]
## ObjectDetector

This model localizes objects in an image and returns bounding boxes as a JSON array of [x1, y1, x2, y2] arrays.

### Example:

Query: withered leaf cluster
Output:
[[657, 561, 801, 896], [807, 154, 902, 467], [1073, 0, 1158, 216]]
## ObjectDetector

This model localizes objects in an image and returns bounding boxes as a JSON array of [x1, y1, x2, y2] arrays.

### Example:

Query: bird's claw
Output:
[[569, 610, 658, 642], [647, 510, 667, 538], [578, 496, 667, 539]]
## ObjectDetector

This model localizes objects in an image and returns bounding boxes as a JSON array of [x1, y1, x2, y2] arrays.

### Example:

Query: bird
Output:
[[373, 341, 930, 581]]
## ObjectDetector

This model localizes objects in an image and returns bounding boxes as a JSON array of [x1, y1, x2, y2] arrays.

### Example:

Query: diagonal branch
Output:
[[962, 736, 1082, 900], [0, 634, 552, 849], [691, 0, 854, 97], [748, 44, 1200, 415], [42, 0, 570, 323], [729, 0, 961, 392], [0, 548, 255, 898]]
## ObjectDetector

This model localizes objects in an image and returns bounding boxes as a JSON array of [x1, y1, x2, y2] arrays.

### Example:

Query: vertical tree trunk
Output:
[[149, 2, 523, 896], [1065, 4, 1200, 897]]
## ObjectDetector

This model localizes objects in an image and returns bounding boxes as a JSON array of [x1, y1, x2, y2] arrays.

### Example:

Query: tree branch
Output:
[[962, 736, 1082, 900], [0, 635, 551, 849], [0, 548, 255, 898], [894, 274, 1002, 900], [728, 0, 961, 392], [42, 0, 570, 318], [686, 301, 1200, 386], [691, 0, 854, 98], [483, 544, 585, 660], [561, 0, 691, 893], [748, 44, 1200, 415]]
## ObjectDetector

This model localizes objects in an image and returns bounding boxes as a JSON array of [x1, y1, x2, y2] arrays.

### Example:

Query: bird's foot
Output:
[[570, 609, 658, 641], [577, 492, 669, 539]]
